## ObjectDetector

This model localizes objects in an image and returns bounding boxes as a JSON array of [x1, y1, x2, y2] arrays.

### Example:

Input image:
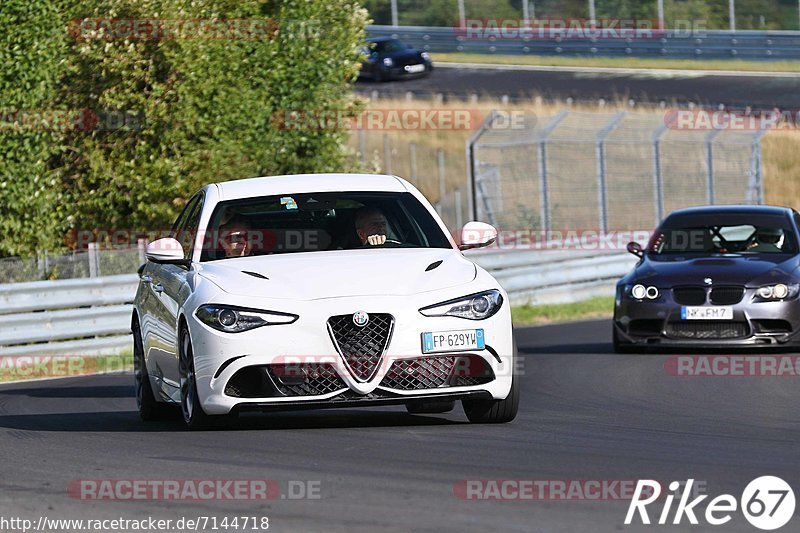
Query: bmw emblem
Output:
[[352, 311, 370, 327], [704, 277, 713, 285]]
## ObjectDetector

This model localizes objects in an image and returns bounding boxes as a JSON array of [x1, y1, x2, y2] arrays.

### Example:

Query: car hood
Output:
[[632, 254, 800, 287], [197, 248, 476, 300]]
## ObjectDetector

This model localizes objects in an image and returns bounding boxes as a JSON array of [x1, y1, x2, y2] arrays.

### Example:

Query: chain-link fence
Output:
[[0, 244, 145, 284], [469, 110, 765, 233]]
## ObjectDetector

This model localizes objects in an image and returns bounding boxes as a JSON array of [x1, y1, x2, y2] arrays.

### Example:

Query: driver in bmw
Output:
[[355, 207, 392, 246]]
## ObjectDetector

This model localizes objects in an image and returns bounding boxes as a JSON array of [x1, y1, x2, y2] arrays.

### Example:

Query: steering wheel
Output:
[[360, 238, 403, 248]]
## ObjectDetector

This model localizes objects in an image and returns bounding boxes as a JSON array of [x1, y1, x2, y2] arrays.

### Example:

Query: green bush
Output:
[[0, 0, 369, 256]]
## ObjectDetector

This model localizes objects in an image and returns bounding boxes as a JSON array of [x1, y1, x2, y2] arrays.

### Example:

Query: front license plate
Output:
[[681, 306, 734, 320], [405, 64, 426, 73], [422, 329, 485, 353]]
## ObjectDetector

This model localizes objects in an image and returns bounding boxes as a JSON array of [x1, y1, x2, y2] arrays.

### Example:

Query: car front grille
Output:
[[380, 355, 494, 391], [709, 286, 745, 305], [328, 313, 394, 381], [672, 287, 707, 305], [224, 363, 347, 398], [666, 321, 748, 339], [267, 363, 346, 397]]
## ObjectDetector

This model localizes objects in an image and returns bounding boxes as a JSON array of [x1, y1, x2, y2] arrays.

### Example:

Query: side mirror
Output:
[[459, 221, 498, 251], [146, 238, 189, 265], [627, 241, 644, 258]]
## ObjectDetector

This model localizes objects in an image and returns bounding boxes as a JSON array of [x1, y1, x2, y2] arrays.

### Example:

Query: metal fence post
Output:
[[138, 238, 148, 265], [751, 130, 766, 204], [537, 111, 569, 232], [358, 129, 367, 166], [437, 148, 446, 216], [705, 129, 722, 204], [455, 189, 463, 229], [652, 122, 669, 225], [596, 112, 626, 233], [465, 111, 498, 221], [409, 142, 418, 185], [88, 242, 100, 278], [383, 134, 392, 175]]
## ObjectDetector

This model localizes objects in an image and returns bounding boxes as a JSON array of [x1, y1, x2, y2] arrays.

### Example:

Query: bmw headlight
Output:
[[383, 57, 394, 67], [419, 290, 503, 320], [628, 284, 659, 300], [421, 52, 431, 61], [755, 283, 798, 301], [195, 304, 298, 333]]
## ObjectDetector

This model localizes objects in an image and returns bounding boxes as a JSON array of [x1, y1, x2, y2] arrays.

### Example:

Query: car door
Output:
[[157, 192, 204, 389], [143, 194, 201, 399]]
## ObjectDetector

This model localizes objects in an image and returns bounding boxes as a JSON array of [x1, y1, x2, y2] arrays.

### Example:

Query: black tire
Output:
[[134, 319, 174, 421], [462, 343, 519, 424], [406, 400, 455, 414], [179, 327, 222, 430]]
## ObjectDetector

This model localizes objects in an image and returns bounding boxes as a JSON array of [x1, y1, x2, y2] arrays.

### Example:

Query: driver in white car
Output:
[[355, 207, 391, 246]]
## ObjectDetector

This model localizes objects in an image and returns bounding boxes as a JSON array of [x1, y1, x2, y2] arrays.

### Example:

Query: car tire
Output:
[[179, 326, 222, 430], [134, 319, 174, 421], [462, 342, 519, 424], [406, 400, 455, 414]]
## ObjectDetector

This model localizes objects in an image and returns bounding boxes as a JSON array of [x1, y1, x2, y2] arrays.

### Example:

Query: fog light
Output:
[[631, 284, 646, 299]]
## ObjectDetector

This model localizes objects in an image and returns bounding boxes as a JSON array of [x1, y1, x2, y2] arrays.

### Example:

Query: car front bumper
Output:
[[187, 294, 514, 415], [614, 289, 800, 348]]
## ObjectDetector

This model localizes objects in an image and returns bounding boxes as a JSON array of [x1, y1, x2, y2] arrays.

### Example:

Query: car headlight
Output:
[[383, 57, 394, 67], [195, 304, 298, 333], [419, 290, 503, 320], [421, 52, 431, 61], [756, 283, 798, 300], [629, 284, 659, 300]]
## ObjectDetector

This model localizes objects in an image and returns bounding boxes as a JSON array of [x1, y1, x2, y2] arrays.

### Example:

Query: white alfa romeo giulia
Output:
[[133, 173, 518, 429]]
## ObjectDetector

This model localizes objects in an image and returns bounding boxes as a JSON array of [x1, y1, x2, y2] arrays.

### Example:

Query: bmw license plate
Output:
[[422, 329, 485, 353], [405, 64, 426, 73], [681, 306, 733, 320]]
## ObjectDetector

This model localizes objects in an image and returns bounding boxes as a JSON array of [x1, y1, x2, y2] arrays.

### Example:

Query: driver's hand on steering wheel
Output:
[[366, 234, 387, 246]]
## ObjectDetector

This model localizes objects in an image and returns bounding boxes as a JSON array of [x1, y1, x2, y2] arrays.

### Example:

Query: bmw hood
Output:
[[632, 254, 800, 287], [197, 248, 476, 300]]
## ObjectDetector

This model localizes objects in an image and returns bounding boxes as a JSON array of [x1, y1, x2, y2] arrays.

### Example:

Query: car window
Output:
[[201, 191, 451, 262], [175, 192, 203, 259], [649, 215, 798, 255], [374, 39, 407, 53]]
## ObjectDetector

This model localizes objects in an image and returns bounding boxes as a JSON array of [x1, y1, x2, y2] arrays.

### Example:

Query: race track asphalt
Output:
[[0, 320, 798, 532], [356, 64, 800, 109]]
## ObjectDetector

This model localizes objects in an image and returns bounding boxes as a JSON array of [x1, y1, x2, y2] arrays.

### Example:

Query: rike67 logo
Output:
[[625, 477, 795, 530]]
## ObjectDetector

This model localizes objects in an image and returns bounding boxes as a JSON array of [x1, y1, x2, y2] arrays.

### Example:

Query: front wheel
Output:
[[134, 320, 175, 421], [179, 327, 220, 430]]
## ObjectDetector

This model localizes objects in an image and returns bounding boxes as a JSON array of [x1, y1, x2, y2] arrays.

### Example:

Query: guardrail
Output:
[[367, 25, 800, 60], [0, 249, 636, 356]]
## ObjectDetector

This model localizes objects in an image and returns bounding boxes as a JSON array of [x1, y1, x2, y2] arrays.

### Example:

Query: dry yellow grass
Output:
[[348, 98, 799, 223]]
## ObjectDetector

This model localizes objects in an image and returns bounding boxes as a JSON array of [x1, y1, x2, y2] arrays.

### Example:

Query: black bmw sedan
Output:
[[360, 37, 433, 82], [614, 205, 800, 352]]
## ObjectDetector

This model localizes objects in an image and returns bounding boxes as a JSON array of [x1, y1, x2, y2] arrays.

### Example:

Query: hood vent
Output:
[[425, 260, 444, 272], [242, 270, 269, 280]]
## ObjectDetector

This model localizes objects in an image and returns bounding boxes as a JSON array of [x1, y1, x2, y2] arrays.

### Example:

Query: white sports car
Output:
[[133, 173, 518, 429]]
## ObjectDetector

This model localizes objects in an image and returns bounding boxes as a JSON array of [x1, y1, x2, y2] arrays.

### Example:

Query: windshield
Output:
[[373, 39, 409, 53], [200, 191, 451, 262], [648, 214, 798, 256]]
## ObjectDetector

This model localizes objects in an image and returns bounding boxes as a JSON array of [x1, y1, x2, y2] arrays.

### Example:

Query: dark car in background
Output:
[[360, 37, 433, 82], [614, 205, 800, 352]]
